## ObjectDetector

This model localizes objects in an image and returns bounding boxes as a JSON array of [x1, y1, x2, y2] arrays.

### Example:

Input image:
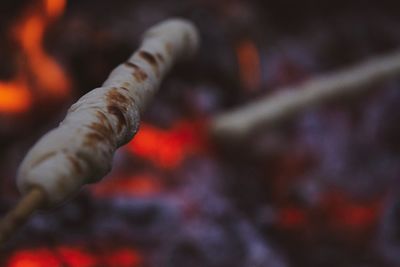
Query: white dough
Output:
[[17, 18, 200, 206]]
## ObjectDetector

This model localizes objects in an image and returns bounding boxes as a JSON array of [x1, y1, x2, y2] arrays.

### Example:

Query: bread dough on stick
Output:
[[17, 18, 199, 206]]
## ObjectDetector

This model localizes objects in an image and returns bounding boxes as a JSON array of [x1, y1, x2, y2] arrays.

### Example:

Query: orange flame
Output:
[[7, 246, 142, 267], [0, 0, 69, 114], [125, 121, 205, 169], [45, 0, 67, 19], [236, 39, 262, 92], [0, 81, 31, 113]]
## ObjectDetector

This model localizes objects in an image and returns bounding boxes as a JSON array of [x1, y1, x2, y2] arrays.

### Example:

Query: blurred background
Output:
[[1, 0, 400, 266]]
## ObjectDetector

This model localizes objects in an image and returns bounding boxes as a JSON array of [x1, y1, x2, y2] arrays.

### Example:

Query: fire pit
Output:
[[1, 0, 400, 266]]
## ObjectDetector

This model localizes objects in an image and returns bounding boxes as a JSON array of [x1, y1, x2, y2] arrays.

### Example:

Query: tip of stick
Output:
[[0, 187, 46, 247]]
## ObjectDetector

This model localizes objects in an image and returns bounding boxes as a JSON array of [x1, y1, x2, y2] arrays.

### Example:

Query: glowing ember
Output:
[[322, 192, 384, 231], [125, 121, 205, 169], [104, 248, 142, 267], [7, 248, 60, 267], [6, 247, 142, 267], [0, 0, 69, 115], [235, 39, 262, 92], [90, 173, 162, 197], [57, 247, 97, 267]]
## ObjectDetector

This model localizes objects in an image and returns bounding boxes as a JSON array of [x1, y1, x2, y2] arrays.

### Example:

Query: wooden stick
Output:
[[210, 51, 400, 139], [0, 187, 46, 246]]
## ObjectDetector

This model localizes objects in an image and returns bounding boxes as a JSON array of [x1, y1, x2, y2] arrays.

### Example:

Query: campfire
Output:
[[1, 1, 400, 267]]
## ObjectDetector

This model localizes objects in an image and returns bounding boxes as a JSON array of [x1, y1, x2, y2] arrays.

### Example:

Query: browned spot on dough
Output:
[[106, 89, 129, 132], [94, 111, 115, 139], [107, 89, 130, 106], [139, 51, 157, 66], [124, 61, 137, 69], [124, 62, 148, 82], [31, 151, 56, 167], [107, 105, 126, 133], [156, 53, 165, 63], [133, 69, 148, 82], [139, 50, 159, 77], [89, 122, 112, 138], [85, 122, 114, 148], [96, 110, 108, 124], [86, 132, 104, 142], [66, 154, 83, 174]]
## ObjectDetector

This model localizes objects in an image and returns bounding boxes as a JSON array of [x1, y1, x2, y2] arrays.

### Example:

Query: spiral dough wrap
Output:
[[17, 19, 200, 206]]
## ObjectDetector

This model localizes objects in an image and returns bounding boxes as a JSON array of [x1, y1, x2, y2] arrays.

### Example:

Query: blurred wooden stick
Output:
[[210, 51, 400, 139], [0, 187, 46, 246]]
